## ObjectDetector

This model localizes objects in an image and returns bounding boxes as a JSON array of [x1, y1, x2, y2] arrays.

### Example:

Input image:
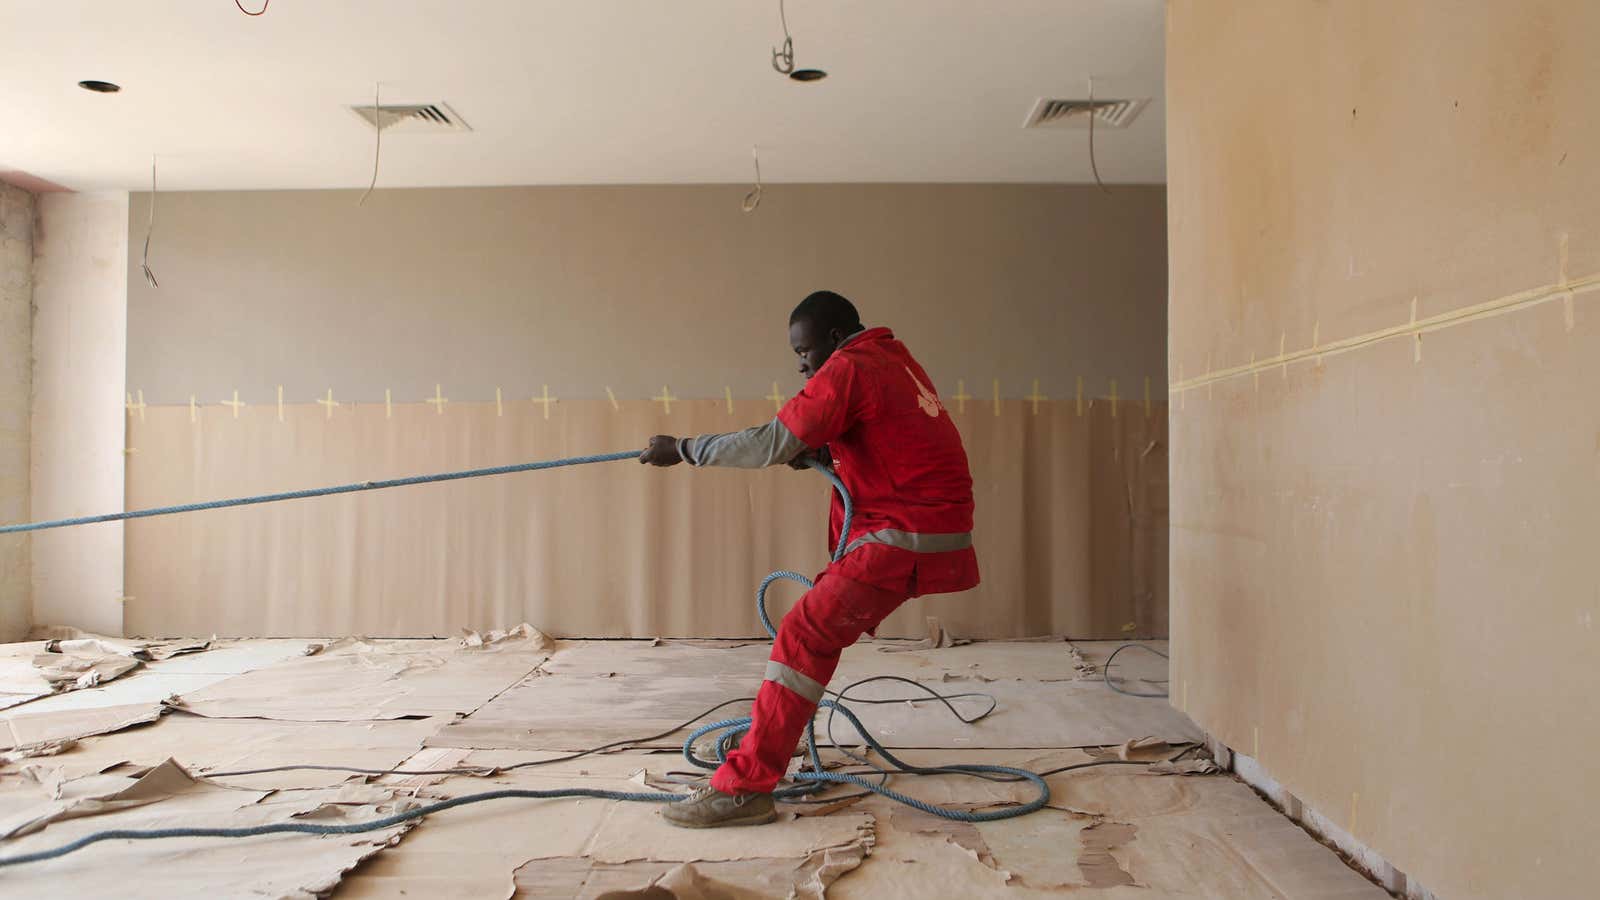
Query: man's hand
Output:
[[786, 445, 833, 470], [639, 435, 683, 467]]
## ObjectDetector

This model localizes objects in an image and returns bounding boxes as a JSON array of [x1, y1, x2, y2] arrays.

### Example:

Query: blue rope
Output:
[[0, 452, 1046, 869], [0, 451, 641, 535]]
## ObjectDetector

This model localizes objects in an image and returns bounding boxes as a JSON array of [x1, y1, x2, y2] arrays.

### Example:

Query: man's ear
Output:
[[827, 327, 844, 347]]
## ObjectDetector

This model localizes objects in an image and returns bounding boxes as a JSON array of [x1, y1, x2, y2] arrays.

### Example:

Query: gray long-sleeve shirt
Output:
[[679, 418, 808, 468]]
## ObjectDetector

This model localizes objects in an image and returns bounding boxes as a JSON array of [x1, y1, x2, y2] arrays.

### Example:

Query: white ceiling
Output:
[[0, 0, 1165, 192]]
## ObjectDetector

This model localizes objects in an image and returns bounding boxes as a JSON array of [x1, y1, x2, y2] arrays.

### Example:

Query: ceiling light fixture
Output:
[[78, 80, 121, 93], [770, 0, 827, 82]]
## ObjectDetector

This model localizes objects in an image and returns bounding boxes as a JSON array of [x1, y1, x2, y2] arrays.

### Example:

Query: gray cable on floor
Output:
[[1102, 642, 1171, 698]]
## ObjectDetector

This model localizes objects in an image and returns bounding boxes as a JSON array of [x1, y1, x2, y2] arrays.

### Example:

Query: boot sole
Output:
[[661, 807, 779, 829]]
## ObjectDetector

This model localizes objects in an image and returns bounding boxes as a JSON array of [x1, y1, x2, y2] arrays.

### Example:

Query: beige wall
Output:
[[1167, 2, 1599, 898], [0, 184, 33, 640], [126, 185, 1166, 404], [119, 184, 1169, 640], [31, 192, 128, 635]]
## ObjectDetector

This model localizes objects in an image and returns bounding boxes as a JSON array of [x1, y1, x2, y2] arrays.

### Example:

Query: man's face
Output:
[[789, 318, 837, 381]]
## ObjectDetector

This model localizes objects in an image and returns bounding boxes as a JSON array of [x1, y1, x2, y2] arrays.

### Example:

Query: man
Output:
[[638, 290, 979, 828]]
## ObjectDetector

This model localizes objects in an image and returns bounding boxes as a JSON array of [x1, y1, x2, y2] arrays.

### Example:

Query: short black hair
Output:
[[789, 290, 861, 334]]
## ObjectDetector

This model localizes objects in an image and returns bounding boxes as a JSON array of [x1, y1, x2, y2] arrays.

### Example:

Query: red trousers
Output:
[[711, 561, 912, 795]]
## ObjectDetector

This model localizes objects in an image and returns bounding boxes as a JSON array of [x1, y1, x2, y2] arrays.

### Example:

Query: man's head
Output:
[[788, 291, 864, 380]]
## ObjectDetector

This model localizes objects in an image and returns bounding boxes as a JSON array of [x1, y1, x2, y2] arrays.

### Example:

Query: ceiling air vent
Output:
[[349, 102, 471, 134], [1023, 97, 1149, 130]]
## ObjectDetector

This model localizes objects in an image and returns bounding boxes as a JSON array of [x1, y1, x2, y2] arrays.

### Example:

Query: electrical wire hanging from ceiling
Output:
[[141, 155, 159, 288], [234, 0, 269, 15], [1088, 76, 1109, 194], [742, 145, 764, 213], [771, 0, 795, 74], [359, 83, 382, 206]]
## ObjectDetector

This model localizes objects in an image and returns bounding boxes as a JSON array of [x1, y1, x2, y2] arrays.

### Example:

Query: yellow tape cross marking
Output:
[[654, 385, 677, 415], [1027, 379, 1047, 415], [724, 386, 734, 415], [952, 379, 971, 414], [1560, 233, 1575, 331], [221, 389, 245, 419], [426, 383, 449, 415], [496, 387, 503, 417], [533, 385, 557, 420], [385, 389, 392, 419], [316, 389, 339, 419], [606, 386, 620, 412], [766, 382, 784, 413], [125, 390, 146, 422], [991, 379, 1000, 417], [277, 386, 285, 422], [1410, 297, 1422, 363]]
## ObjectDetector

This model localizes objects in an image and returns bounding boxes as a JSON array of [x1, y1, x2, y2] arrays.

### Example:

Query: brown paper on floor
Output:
[[512, 843, 871, 900], [826, 772, 1389, 900], [0, 702, 163, 752], [543, 638, 1090, 688], [30, 652, 140, 690], [167, 636, 549, 721], [337, 758, 874, 900], [124, 399, 1167, 640], [433, 637, 1187, 753], [0, 643, 57, 711], [583, 804, 874, 865], [0, 757, 264, 839], [0, 780, 420, 898]]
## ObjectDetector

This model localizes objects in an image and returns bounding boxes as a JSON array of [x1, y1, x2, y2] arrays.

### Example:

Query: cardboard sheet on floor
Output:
[[0, 703, 162, 752], [543, 638, 1087, 684], [427, 672, 755, 751], [335, 758, 874, 900], [436, 669, 1197, 753], [511, 846, 870, 900], [168, 636, 548, 721], [829, 772, 1387, 899], [0, 757, 266, 839], [0, 712, 449, 790], [0, 643, 54, 711], [818, 677, 1199, 749], [0, 768, 420, 898]]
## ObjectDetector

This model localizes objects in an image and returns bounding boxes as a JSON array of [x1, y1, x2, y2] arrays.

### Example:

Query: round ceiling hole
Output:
[[789, 69, 828, 82], [78, 80, 122, 93]]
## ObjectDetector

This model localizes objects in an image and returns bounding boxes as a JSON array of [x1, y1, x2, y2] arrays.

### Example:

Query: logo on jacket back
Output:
[[904, 367, 944, 418]]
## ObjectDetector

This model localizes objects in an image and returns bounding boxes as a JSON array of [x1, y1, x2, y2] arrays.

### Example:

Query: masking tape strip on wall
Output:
[[1171, 271, 1600, 394]]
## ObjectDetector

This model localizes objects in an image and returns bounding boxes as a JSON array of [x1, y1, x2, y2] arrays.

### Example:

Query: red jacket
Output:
[[777, 328, 980, 596]]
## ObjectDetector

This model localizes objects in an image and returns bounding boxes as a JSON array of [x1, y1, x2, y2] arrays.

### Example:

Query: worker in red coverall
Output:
[[638, 290, 979, 828]]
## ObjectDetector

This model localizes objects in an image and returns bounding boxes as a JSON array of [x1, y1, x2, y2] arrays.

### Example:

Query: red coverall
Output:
[[711, 327, 979, 795]]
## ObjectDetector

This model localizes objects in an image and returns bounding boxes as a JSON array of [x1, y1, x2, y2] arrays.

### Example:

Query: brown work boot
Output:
[[661, 786, 777, 829]]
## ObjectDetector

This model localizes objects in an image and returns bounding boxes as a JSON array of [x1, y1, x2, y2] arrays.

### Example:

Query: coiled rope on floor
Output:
[[0, 451, 1047, 869]]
